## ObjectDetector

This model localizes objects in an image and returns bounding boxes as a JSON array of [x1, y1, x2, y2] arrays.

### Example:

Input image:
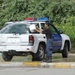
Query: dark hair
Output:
[[45, 22, 49, 26]]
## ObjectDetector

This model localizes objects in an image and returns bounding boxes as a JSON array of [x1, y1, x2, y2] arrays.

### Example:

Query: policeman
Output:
[[35, 22, 53, 62]]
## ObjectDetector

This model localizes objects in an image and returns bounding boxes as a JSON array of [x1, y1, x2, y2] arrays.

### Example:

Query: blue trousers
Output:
[[46, 38, 53, 58]]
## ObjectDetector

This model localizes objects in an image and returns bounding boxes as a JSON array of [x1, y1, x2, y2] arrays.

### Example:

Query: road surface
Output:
[[0, 67, 75, 75]]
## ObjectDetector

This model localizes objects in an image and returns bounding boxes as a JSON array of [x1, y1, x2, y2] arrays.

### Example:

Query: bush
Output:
[[54, 17, 75, 53]]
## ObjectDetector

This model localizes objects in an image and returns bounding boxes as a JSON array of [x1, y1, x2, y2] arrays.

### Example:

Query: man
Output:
[[35, 22, 53, 62]]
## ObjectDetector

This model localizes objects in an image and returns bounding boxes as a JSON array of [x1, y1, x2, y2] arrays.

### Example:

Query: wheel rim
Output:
[[38, 46, 45, 59]]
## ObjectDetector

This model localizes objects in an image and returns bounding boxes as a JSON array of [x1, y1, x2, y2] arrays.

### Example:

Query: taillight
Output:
[[29, 35, 34, 45]]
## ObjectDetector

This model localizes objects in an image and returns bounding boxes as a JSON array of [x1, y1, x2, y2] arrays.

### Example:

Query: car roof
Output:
[[28, 21, 45, 23], [4, 20, 46, 28]]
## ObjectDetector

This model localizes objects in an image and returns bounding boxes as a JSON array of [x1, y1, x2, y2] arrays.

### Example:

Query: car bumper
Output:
[[0, 46, 33, 52]]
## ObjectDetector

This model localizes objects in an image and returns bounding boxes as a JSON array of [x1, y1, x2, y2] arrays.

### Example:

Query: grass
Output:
[[0, 53, 75, 62], [53, 53, 75, 62], [0, 55, 32, 62]]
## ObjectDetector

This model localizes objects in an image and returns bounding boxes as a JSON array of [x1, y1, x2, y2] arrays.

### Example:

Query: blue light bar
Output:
[[37, 17, 49, 21]]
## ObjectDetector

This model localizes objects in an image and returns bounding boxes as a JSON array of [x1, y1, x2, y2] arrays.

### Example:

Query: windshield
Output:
[[0, 23, 28, 34]]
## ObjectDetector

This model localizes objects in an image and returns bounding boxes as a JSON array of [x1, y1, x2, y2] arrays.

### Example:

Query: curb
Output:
[[23, 62, 75, 68], [0, 62, 23, 67], [0, 62, 75, 68]]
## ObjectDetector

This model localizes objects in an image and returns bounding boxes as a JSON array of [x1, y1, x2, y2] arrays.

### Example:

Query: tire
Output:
[[62, 42, 68, 58], [2, 52, 13, 61], [32, 44, 45, 61]]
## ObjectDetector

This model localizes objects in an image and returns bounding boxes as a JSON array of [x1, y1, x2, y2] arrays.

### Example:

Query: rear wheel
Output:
[[32, 44, 45, 61], [2, 52, 13, 61], [62, 42, 68, 58]]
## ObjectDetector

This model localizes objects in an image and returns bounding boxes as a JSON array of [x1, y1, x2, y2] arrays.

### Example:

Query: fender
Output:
[[60, 34, 71, 50], [31, 34, 46, 53]]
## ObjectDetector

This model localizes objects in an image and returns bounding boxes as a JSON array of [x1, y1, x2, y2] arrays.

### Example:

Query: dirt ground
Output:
[[0, 53, 75, 62]]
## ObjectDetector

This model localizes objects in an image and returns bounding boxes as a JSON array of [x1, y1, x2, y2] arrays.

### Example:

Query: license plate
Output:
[[7, 38, 20, 43]]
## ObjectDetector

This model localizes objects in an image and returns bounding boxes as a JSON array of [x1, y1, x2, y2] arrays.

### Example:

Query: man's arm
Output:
[[34, 27, 43, 33]]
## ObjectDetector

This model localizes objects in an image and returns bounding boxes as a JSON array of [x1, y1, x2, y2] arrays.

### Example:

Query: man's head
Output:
[[44, 22, 49, 28]]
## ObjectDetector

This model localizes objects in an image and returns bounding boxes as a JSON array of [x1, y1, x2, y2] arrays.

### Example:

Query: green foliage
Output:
[[0, 0, 75, 44], [0, 0, 75, 25]]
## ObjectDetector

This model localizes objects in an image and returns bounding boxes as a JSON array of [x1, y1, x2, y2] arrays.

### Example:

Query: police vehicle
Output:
[[0, 18, 71, 61]]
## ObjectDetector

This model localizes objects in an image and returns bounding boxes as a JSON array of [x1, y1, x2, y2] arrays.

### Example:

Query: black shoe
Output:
[[47, 57, 52, 63], [46, 60, 52, 63], [43, 59, 52, 63], [43, 57, 52, 63], [43, 58, 49, 62]]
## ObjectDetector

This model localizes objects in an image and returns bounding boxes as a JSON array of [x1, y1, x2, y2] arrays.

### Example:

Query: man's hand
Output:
[[34, 28, 43, 33]]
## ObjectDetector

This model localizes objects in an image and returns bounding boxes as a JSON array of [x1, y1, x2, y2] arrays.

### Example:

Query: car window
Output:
[[30, 23, 39, 27], [0, 24, 28, 34], [29, 23, 40, 34], [49, 25, 57, 34]]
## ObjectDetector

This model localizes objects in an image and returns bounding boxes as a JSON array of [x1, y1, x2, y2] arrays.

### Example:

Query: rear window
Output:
[[0, 24, 28, 34]]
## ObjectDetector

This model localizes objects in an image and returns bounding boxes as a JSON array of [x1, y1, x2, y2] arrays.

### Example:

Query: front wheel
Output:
[[2, 52, 13, 61], [32, 44, 45, 61], [62, 43, 68, 58]]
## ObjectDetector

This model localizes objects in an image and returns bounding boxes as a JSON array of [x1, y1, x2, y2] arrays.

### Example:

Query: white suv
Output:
[[0, 19, 71, 61]]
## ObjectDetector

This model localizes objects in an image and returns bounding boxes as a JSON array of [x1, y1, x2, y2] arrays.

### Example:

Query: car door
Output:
[[49, 25, 62, 51], [1, 23, 29, 46]]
